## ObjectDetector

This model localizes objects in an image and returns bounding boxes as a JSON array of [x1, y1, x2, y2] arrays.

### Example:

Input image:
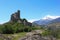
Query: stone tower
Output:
[[11, 10, 20, 22], [10, 10, 32, 26], [17, 10, 20, 19]]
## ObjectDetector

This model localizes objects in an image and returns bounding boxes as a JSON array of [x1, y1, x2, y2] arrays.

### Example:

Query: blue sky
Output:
[[0, 0, 60, 24]]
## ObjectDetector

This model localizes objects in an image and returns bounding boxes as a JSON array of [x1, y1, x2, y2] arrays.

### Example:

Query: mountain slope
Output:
[[33, 17, 60, 26], [49, 17, 60, 24], [33, 19, 53, 25], [47, 17, 60, 27]]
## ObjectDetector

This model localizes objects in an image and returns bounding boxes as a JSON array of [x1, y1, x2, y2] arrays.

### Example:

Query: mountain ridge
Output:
[[33, 17, 60, 26]]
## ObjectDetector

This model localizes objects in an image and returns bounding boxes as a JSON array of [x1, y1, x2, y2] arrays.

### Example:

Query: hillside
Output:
[[33, 17, 60, 26], [0, 10, 60, 40]]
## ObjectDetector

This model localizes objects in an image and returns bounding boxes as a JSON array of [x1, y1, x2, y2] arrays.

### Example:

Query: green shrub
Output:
[[0, 22, 43, 34], [41, 29, 60, 38], [42, 30, 52, 36], [2, 24, 16, 34], [0, 25, 4, 33]]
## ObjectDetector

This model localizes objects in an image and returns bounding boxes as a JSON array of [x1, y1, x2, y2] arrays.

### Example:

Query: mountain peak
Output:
[[42, 15, 53, 20], [33, 15, 60, 25], [42, 15, 60, 20]]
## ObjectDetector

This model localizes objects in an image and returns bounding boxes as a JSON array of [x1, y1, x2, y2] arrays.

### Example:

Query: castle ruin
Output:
[[10, 10, 32, 26]]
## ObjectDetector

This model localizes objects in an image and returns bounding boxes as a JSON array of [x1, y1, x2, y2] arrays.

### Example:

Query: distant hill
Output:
[[33, 17, 60, 30], [33, 17, 60, 27], [48, 17, 60, 24], [47, 18, 60, 29], [32, 18, 53, 26]]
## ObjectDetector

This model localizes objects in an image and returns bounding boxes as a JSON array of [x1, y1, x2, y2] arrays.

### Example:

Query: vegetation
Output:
[[0, 38, 3, 40], [0, 22, 44, 40], [0, 22, 32, 34], [41, 28, 60, 39], [0, 22, 43, 34], [3, 32, 26, 40], [0, 22, 60, 40]]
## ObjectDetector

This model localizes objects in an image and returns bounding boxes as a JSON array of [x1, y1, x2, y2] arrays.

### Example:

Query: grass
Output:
[[31, 27, 44, 30], [12, 32, 26, 40], [0, 38, 3, 40], [3, 32, 27, 40], [0, 27, 44, 40]]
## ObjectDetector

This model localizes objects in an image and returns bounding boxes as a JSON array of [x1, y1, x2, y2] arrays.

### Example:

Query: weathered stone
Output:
[[10, 10, 32, 26], [11, 10, 20, 22]]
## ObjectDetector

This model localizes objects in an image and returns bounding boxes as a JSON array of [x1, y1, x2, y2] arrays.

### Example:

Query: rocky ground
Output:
[[19, 30, 56, 40], [0, 30, 58, 40], [0, 34, 13, 40]]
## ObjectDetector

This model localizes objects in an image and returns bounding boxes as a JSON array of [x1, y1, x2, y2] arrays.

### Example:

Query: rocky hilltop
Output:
[[10, 10, 20, 22], [10, 10, 32, 26]]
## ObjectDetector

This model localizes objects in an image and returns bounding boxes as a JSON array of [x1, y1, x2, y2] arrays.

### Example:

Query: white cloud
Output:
[[42, 15, 60, 19], [28, 19, 39, 23]]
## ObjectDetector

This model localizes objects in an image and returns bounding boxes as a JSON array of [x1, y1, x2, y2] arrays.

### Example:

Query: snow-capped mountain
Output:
[[33, 19, 52, 25], [49, 17, 60, 24], [33, 15, 60, 25]]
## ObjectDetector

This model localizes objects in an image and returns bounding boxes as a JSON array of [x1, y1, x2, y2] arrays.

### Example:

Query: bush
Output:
[[23, 26, 31, 32], [0, 22, 43, 34], [41, 29, 60, 38], [42, 30, 52, 36], [2, 24, 16, 34], [0, 22, 32, 34], [0, 25, 4, 33]]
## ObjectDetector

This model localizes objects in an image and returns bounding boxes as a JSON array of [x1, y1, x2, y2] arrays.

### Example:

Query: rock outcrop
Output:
[[19, 30, 56, 40], [10, 10, 21, 22], [10, 10, 32, 26]]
